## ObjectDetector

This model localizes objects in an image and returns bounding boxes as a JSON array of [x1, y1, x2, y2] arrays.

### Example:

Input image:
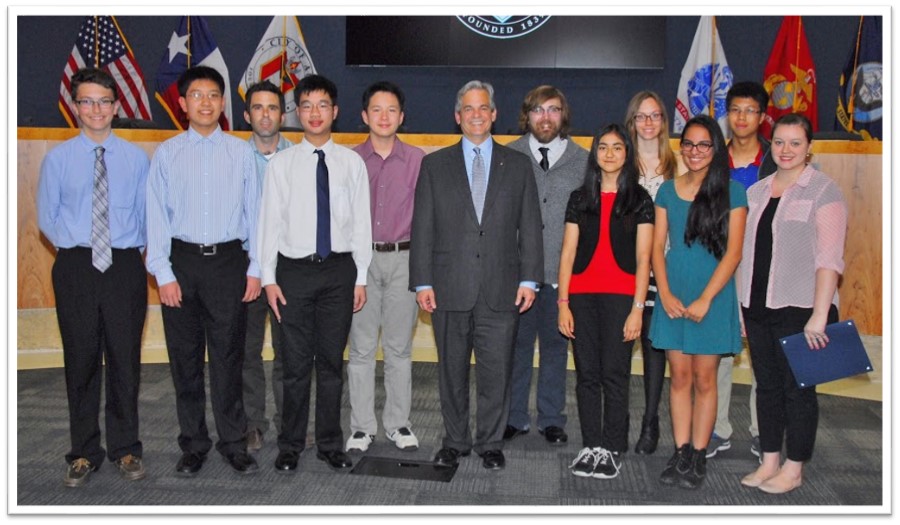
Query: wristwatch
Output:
[[634, 301, 645, 309]]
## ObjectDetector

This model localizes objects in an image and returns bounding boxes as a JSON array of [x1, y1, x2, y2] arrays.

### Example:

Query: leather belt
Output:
[[373, 241, 411, 252], [292, 252, 353, 263], [172, 238, 242, 256]]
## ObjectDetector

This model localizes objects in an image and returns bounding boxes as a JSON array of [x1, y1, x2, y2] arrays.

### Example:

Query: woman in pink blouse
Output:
[[738, 114, 848, 494]]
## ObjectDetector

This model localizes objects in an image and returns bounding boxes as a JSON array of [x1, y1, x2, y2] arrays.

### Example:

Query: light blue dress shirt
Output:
[[248, 133, 293, 186], [146, 126, 260, 286], [37, 131, 149, 250]]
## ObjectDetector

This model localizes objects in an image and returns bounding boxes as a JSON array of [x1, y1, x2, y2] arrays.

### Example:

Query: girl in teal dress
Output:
[[650, 115, 748, 489]]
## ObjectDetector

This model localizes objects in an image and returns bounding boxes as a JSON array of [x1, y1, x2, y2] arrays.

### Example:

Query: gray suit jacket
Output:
[[409, 139, 543, 312]]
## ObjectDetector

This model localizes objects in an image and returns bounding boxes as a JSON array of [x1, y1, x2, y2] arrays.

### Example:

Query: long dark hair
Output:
[[681, 114, 731, 260], [579, 123, 642, 217]]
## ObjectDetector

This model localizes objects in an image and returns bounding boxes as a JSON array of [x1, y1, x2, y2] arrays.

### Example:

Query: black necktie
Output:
[[539, 147, 550, 172], [314, 149, 331, 259]]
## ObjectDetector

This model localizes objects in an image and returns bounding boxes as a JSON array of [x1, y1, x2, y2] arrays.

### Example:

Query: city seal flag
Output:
[[155, 16, 233, 130], [59, 16, 153, 127], [238, 16, 317, 129], [761, 16, 818, 139], [673, 16, 733, 137], [835, 15, 882, 141]]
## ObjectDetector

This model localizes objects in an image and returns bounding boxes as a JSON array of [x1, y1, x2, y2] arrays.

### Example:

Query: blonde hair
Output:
[[624, 90, 676, 180]]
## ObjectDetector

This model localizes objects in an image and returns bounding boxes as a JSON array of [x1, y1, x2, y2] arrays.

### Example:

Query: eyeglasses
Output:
[[75, 98, 115, 109], [680, 140, 714, 153], [298, 101, 334, 113], [633, 112, 662, 123], [187, 91, 223, 101], [529, 106, 562, 116], [728, 107, 761, 116]]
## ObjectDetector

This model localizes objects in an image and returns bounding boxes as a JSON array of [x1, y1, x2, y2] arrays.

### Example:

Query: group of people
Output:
[[38, 66, 847, 499]]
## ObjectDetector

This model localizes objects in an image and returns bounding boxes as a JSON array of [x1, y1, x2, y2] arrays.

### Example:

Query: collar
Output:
[[462, 135, 493, 155], [528, 134, 565, 156], [762, 164, 815, 191], [187, 125, 224, 145], [247, 133, 291, 155], [77, 131, 116, 152], [299, 137, 335, 155], [357, 136, 407, 162]]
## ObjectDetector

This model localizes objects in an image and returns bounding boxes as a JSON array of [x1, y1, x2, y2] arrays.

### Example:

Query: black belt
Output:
[[172, 238, 242, 256], [289, 252, 353, 263], [373, 241, 411, 252]]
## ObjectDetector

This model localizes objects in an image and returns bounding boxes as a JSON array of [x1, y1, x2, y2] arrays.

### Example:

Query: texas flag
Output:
[[155, 16, 233, 130], [238, 16, 317, 129]]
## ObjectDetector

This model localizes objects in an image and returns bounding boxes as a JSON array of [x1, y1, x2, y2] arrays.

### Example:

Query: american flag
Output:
[[59, 16, 153, 127]]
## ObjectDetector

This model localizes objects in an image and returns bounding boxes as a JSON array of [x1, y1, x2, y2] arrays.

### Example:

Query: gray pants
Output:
[[242, 293, 284, 435], [347, 250, 419, 436], [714, 355, 758, 439]]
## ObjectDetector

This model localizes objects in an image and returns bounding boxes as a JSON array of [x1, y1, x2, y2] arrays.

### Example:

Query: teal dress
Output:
[[649, 179, 747, 355]]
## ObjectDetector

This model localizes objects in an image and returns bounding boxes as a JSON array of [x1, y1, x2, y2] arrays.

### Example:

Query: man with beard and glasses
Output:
[[503, 86, 588, 446]]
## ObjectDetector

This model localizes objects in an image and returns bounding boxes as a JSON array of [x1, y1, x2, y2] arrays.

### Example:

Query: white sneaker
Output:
[[385, 427, 419, 451], [345, 431, 374, 453]]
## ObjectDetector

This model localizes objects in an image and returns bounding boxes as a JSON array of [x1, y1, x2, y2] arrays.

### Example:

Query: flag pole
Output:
[[709, 16, 717, 117], [281, 16, 288, 91], [186, 16, 192, 68], [792, 17, 802, 113], [93, 16, 100, 68], [847, 16, 864, 129]]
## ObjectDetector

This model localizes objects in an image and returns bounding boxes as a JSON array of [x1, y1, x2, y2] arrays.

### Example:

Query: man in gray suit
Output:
[[409, 80, 543, 470]]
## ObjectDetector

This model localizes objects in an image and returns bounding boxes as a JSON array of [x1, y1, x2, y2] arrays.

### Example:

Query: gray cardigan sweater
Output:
[[507, 135, 588, 284]]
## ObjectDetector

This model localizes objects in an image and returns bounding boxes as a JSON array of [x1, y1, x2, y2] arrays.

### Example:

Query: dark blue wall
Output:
[[18, 15, 862, 135]]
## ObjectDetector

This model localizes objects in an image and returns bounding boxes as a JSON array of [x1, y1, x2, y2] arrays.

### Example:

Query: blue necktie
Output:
[[315, 149, 331, 259]]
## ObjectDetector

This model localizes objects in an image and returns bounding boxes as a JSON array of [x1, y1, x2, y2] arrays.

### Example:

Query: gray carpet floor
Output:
[[15, 361, 883, 508]]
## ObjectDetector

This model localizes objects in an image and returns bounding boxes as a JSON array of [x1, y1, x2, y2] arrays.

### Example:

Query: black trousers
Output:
[[52, 247, 146, 466], [276, 253, 356, 454], [431, 293, 518, 455], [638, 305, 667, 425], [743, 304, 838, 462], [243, 293, 284, 435], [162, 242, 249, 457], [570, 293, 633, 452]]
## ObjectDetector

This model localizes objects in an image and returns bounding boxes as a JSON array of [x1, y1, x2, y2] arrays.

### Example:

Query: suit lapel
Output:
[[449, 141, 480, 225], [481, 139, 504, 222]]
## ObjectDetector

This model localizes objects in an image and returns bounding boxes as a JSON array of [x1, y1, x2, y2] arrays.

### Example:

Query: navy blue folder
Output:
[[779, 319, 874, 388]]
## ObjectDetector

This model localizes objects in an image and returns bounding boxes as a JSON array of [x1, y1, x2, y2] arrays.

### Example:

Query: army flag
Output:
[[673, 16, 733, 137], [761, 16, 818, 138], [155, 16, 233, 130], [238, 16, 317, 129], [59, 16, 153, 127], [835, 16, 882, 140]]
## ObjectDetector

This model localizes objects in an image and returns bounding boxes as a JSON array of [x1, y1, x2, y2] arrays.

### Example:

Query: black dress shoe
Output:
[[433, 447, 470, 468], [225, 450, 259, 475], [175, 452, 206, 476], [539, 426, 568, 445], [502, 425, 529, 441], [479, 449, 505, 470], [634, 415, 660, 455], [274, 451, 300, 473], [316, 449, 352, 470]]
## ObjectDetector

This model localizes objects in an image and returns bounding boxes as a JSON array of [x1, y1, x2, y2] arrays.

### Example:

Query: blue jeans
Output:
[[507, 286, 569, 431]]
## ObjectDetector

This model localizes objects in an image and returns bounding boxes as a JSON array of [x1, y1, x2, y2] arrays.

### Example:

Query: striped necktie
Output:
[[91, 146, 112, 272], [471, 147, 486, 223]]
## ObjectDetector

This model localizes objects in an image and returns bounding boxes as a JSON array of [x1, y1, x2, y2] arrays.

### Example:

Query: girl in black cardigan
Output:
[[557, 123, 654, 479]]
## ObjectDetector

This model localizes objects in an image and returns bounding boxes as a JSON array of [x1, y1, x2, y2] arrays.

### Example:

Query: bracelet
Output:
[[557, 299, 570, 304]]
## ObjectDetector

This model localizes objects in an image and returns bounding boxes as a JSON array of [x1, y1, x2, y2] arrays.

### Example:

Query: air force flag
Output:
[[673, 16, 733, 137]]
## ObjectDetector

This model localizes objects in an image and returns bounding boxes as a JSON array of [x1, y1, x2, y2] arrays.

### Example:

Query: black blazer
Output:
[[564, 187, 654, 275]]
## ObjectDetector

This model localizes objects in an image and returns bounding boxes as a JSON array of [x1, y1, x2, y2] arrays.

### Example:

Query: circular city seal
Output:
[[456, 16, 551, 39], [243, 36, 316, 115]]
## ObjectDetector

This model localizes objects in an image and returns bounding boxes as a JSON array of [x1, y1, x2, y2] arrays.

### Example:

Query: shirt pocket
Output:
[[783, 199, 813, 223]]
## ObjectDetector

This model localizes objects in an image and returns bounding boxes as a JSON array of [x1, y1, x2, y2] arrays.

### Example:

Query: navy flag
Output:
[[835, 16, 882, 140]]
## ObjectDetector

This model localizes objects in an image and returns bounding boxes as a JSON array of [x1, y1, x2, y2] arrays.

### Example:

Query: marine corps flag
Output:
[[238, 16, 317, 129], [673, 16, 733, 137], [761, 16, 818, 139], [58, 16, 153, 127], [155, 16, 233, 130], [835, 16, 882, 140]]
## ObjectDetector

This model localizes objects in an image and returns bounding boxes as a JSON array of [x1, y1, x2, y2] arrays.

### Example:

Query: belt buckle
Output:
[[201, 244, 217, 256]]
